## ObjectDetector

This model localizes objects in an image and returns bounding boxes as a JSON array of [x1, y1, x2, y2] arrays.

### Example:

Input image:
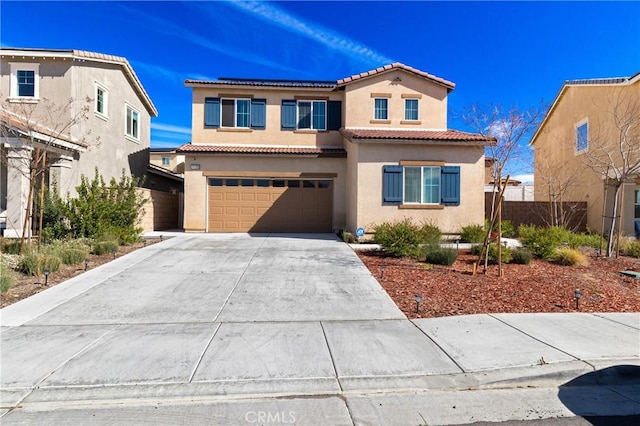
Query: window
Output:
[[95, 84, 108, 117], [405, 99, 418, 121], [204, 97, 266, 129], [125, 104, 140, 140], [383, 165, 460, 206], [297, 101, 326, 130], [161, 156, 170, 166], [576, 121, 588, 152], [9, 63, 39, 99], [374, 98, 388, 120], [403, 166, 440, 204]]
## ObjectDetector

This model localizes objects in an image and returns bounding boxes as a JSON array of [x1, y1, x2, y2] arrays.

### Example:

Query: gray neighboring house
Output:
[[0, 48, 158, 237]]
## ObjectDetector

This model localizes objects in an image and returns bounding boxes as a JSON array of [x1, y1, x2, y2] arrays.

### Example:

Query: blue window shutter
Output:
[[204, 98, 220, 127], [327, 101, 342, 130], [383, 165, 403, 204], [441, 166, 460, 206], [251, 98, 266, 129], [281, 100, 297, 130]]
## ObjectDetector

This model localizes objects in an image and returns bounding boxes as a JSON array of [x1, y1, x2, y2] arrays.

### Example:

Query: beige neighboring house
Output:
[[150, 148, 185, 175], [531, 72, 640, 234], [0, 48, 158, 237], [180, 63, 494, 234]]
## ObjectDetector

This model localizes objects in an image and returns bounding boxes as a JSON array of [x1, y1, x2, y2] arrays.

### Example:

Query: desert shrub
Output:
[[624, 240, 640, 258], [470, 244, 482, 256], [426, 247, 458, 266], [568, 232, 605, 250], [338, 230, 356, 243], [59, 248, 88, 265], [41, 185, 71, 242], [551, 247, 589, 267], [511, 248, 533, 265], [518, 225, 569, 259], [373, 219, 441, 258], [487, 243, 511, 264], [19, 252, 61, 276], [0, 258, 15, 293], [460, 224, 485, 243], [485, 219, 516, 238], [92, 240, 119, 256], [0, 238, 21, 255]]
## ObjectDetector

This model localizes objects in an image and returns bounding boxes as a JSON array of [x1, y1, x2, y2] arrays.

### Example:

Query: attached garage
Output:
[[208, 177, 333, 232]]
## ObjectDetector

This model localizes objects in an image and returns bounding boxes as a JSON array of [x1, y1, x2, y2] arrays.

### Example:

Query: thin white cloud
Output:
[[151, 123, 191, 135], [228, 1, 394, 66], [131, 61, 211, 83]]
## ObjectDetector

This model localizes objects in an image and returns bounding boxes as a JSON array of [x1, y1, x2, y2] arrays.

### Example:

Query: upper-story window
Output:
[[374, 98, 388, 120], [9, 63, 40, 100], [404, 99, 419, 121], [576, 120, 588, 152], [161, 156, 171, 166], [95, 83, 108, 118], [125, 104, 140, 140], [204, 97, 266, 129], [222, 98, 251, 128], [297, 100, 326, 130]]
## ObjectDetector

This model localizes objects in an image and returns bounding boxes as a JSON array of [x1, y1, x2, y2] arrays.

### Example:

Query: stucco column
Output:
[[3, 144, 32, 238]]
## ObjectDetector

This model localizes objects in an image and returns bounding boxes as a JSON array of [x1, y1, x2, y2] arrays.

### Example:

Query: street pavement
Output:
[[1, 232, 639, 425]]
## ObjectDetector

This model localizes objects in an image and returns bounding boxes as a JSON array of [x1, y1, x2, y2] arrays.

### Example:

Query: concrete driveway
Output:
[[1, 233, 639, 425]]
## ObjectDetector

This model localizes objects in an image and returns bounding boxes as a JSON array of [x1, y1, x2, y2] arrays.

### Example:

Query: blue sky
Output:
[[2, 1, 639, 179]]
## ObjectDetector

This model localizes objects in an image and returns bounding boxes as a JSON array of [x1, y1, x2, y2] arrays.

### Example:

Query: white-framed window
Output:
[[95, 83, 108, 118], [125, 104, 140, 140], [221, 98, 251, 128], [405, 99, 419, 121], [9, 63, 40, 99], [297, 100, 326, 130], [374, 98, 388, 120], [161, 156, 171, 166], [403, 166, 441, 204], [576, 119, 588, 152]]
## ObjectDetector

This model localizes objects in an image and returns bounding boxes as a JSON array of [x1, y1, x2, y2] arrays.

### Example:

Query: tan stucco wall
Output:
[[343, 70, 448, 129], [190, 87, 343, 147], [138, 188, 179, 232], [347, 141, 485, 234], [150, 152, 185, 174], [533, 82, 640, 234], [183, 155, 347, 232]]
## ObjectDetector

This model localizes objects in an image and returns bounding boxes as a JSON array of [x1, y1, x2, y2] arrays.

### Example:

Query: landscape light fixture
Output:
[[380, 265, 386, 280], [160, 235, 163, 242], [84, 258, 89, 271], [574, 289, 582, 310], [112, 248, 117, 259], [414, 294, 422, 313], [44, 269, 50, 286], [143, 239, 147, 247]]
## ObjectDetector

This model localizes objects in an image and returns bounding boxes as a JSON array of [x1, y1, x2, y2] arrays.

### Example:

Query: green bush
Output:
[[426, 247, 458, 266], [470, 244, 482, 256], [551, 247, 589, 267], [0, 258, 15, 293], [460, 224, 485, 243], [624, 240, 640, 258], [511, 248, 533, 265], [338, 230, 357, 243], [59, 248, 88, 265], [486, 219, 516, 238], [372, 219, 441, 258], [19, 252, 61, 276], [518, 225, 569, 259], [92, 240, 119, 256], [0, 238, 21, 255], [41, 185, 71, 242], [487, 243, 511, 264]]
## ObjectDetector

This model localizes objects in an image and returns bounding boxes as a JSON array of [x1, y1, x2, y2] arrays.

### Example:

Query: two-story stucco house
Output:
[[531, 72, 640, 235], [180, 63, 494, 234], [0, 48, 158, 237]]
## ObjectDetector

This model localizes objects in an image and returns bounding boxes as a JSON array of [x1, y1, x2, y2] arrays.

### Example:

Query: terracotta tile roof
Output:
[[185, 78, 337, 89], [0, 48, 157, 116], [337, 63, 455, 90], [176, 144, 346, 157], [340, 128, 495, 144], [0, 109, 87, 151]]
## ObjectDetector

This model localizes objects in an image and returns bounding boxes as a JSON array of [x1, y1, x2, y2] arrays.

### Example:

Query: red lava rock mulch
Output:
[[357, 250, 640, 319]]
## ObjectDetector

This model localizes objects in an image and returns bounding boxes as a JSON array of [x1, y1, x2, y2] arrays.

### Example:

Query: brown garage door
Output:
[[208, 178, 332, 232]]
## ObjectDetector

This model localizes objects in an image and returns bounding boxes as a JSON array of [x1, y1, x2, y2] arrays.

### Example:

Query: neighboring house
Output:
[[150, 147, 185, 175], [531, 72, 640, 234], [180, 63, 494, 234], [0, 48, 157, 237]]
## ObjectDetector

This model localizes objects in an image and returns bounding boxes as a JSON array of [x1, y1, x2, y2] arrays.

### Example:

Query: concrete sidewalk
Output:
[[1, 233, 639, 425]]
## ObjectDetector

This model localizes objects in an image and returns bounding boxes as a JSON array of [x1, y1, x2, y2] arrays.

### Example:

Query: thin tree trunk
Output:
[[38, 151, 47, 246], [20, 148, 39, 253], [498, 197, 503, 277], [607, 183, 623, 257]]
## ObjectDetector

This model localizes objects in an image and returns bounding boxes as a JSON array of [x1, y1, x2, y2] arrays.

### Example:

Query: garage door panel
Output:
[[208, 178, 332, 233]]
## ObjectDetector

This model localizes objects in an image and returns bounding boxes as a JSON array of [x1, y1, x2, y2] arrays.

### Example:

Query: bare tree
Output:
[[0, 97, 94, 250], [534, 154, 584, 229], [581, 89, 640, 257]]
